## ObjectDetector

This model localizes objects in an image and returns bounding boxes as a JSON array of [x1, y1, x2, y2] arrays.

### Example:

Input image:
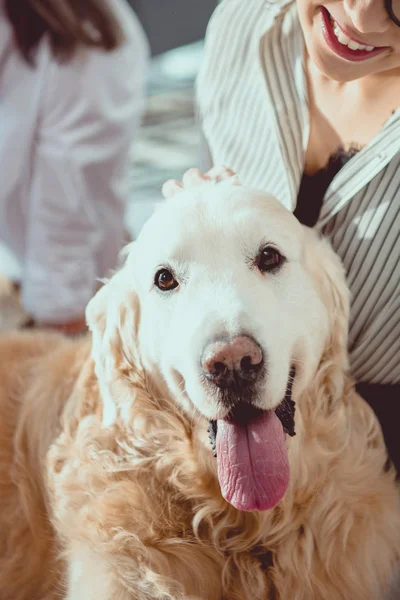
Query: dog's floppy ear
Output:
[[86, 255, 141, 427], [304, 229, 351, 402]]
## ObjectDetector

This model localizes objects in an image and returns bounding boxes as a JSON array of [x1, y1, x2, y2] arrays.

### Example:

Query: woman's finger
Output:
[[206, 165, 236, 182], [182, 168, 208, 188], [162, 179, 184, 199]]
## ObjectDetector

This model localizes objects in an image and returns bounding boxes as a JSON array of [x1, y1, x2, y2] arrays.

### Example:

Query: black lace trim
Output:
[[294, 145, 361, 227]]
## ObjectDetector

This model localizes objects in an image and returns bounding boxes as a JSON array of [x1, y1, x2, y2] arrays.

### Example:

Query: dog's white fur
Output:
[[0, 178, 399, 600], [93, 182, 330, 424]]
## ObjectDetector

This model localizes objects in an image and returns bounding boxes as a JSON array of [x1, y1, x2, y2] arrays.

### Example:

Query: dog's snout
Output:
[[201, 335, 264, 388]]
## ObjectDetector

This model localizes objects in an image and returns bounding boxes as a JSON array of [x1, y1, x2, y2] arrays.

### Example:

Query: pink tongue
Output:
[[216, 411, 289, 512]]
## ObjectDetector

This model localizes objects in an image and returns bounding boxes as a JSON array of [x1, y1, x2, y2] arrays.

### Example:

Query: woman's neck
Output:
[[307, 55, 400, 105], [304, 55, 399, 173]]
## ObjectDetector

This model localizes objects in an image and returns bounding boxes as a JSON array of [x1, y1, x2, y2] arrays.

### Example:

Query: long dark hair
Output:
[[4, 0, 124, 64]]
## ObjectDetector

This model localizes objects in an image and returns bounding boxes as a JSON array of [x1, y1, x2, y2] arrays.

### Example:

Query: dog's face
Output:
[[131, 183, 329, 418], [87, 180, 349, 512]]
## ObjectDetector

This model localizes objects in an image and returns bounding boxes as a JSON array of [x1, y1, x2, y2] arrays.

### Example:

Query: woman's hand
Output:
[[162, 166, 240, 199]]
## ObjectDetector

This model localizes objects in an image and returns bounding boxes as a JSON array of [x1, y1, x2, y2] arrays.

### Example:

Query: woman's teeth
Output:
[[332, 21, 374, 51]]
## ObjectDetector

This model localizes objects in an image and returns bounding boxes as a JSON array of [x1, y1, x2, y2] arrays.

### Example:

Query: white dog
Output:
[[0, 169, 399, 600], [94, 172, 330, 509]]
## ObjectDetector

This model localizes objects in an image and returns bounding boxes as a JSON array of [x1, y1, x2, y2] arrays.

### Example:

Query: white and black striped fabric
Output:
[[196, 0, 400, 385]]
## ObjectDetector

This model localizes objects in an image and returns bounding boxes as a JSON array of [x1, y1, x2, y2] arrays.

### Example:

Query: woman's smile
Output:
[[296, 0, 400, 82], [320, 5, 390, 61]]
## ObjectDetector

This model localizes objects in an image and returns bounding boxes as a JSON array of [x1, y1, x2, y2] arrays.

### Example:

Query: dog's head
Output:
[[86, 180, 349, 512]]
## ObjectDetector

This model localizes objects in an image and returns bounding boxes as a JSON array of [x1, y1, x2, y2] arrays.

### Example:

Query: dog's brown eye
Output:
[[257, 247, 284, 273], [155, 269, 178, 291]]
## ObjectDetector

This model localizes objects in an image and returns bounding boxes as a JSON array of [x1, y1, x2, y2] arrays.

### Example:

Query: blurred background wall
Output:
[[128, 0, 217, 56]]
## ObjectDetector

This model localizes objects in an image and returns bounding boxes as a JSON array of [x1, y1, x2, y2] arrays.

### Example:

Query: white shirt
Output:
[[0, 0, 148, 323], [197, 0, 400, 384]]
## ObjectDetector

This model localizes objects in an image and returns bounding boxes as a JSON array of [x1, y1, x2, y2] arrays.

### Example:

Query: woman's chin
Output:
[[307, 38, 374, 83]]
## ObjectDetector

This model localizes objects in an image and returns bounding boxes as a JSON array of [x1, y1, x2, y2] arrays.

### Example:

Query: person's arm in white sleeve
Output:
[[21, 15, 148, 328]]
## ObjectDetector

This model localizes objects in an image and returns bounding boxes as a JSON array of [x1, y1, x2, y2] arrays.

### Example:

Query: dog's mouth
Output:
[[208, 367, 296, 453], [207, 367, 296, 513]]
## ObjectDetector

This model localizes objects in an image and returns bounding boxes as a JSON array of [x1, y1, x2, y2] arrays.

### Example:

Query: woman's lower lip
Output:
[[320, 6, 388, 62]]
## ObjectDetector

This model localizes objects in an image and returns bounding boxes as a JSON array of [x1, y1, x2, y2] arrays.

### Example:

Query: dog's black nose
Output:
[[201, 335, 264, 389]]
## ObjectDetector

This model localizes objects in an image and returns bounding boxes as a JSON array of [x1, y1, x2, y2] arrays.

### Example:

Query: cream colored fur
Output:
[[0, 179, 399, 600]]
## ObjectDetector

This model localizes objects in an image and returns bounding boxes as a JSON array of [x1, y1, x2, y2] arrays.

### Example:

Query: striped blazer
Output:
[[196, 0, 400, 385]]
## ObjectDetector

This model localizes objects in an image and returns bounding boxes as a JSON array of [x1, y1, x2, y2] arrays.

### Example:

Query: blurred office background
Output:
[[125, 0, 217, 238]]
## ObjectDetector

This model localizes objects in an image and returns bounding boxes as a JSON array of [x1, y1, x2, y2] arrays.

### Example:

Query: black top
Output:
[[294, 146, 360, 227]]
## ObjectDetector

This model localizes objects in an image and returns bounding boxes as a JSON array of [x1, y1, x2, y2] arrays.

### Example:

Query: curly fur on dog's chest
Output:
[[47, 384, 285, 600], [0, 335, 397, 600], [46, 369, 400, 600]]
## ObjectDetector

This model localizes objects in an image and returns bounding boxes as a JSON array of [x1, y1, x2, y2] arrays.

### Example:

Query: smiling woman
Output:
[[196, 0, 400, 473], [297, 0, 400, 82]]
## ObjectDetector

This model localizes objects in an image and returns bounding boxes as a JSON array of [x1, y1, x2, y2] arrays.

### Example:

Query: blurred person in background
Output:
[[0, 0, 148, 334]]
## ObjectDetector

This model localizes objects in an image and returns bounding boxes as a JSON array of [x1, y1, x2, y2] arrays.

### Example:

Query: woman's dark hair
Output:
[[4, 0, 125, 64]]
